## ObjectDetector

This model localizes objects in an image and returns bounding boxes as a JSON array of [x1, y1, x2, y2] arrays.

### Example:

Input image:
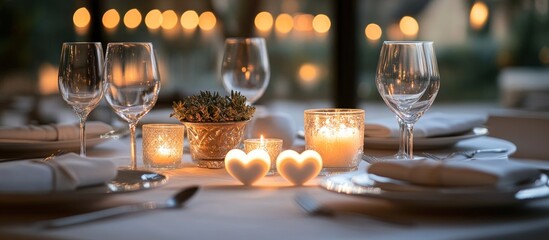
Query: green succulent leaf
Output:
[[170, 91, 255, 123]]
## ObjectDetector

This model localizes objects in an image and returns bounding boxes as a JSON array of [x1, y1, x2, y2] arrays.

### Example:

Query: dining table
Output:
[[1, 134, 549, 240]]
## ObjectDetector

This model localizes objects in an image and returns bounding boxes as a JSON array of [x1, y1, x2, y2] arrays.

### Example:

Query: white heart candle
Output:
[[224, 149, 271, 185], [276, 150, 323, 186]]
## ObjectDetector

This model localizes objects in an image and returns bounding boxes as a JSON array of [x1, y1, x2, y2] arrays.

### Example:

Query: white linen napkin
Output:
[[0, 153, 117, 193], [365, 113, 486, 138], [0, 121, 112, 141], [367, 159, 540, 188]]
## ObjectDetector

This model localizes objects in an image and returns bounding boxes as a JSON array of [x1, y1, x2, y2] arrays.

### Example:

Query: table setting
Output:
[[2, 39, 549, 240]]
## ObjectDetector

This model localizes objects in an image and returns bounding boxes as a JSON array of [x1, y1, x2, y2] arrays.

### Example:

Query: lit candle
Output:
[[310, 125, 362, 168], [224, 149, 271, 185], [244, 135, 282, 175], [304, 109, 364, 174], [142, 124, 185, 169]]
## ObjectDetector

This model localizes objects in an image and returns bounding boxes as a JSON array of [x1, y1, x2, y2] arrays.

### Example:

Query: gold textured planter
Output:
[[182, 121, 249, 168]]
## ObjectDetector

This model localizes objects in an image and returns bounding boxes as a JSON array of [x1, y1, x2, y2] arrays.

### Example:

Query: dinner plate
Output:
[[0, 169, 167, 205], [320, 171, 549, 208], [0, 137, 110, 158], [364, 127, 488, 150], [352, 173, 546, 194]]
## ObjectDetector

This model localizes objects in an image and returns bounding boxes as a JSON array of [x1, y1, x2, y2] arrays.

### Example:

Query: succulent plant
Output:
[[170, 91, 255, 123]]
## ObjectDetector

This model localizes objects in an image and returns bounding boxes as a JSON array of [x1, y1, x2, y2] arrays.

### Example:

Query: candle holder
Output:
[[304, 109, 364, 175], [244, 137, 283, 175], [142, 124, 185, 169]]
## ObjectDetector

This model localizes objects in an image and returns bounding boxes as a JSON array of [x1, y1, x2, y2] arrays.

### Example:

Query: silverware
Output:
[[295, 192, 414, 226], [362, 154, 381, 163], [36, 185, 200, 229], [423, 148, 508, 161]]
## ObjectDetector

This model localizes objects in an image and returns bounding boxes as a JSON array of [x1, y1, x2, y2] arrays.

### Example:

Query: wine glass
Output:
[[221, 37, 270, 105], [375, 41, 431, 160], [104, 42, 161, 170], [58, 42, 104, 157], [393, 42, 440, 159]]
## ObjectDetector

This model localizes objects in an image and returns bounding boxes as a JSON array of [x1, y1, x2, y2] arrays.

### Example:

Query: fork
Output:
[[295, 192, 414, 226], [423, 148, 508, 161]]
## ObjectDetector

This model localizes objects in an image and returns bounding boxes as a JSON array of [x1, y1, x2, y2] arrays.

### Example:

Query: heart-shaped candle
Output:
[[276, 150, 323, 186], [224, 149, 271, 185]]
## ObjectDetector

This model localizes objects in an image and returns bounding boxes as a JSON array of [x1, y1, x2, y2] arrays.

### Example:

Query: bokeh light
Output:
[[365, 23, 382, 41], [255, 11, 273, 32], [312, 14, 331, 33], [161, 10, 178, 30], [124, 9, 142, 29], [298, 63, 319, 84], [38, 63, 58, 95], [275, 14, 293, 34], [470, 1, 489, 30], [294, 14, 313, 31], [199, 11, 216, 31], [399, 16, 419, 37], [102, 9, 120, 29], [145, 9, 163, 30], [181, 10, 199, 30], [73, 7, 90, 28]]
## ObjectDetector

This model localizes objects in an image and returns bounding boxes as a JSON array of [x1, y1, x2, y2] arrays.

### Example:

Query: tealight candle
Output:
[[304, 109, 364, 175], [142, 124, 185, 169], [244, 135, 283, 175]]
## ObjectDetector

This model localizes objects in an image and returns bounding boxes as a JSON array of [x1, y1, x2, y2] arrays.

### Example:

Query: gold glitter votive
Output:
[[244, 137, 283, 175], [304, 109, 364, 175], [142, 124, 185, 169]]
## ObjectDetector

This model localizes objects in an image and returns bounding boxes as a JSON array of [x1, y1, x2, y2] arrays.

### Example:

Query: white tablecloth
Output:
[[2, 137, 549, 240]]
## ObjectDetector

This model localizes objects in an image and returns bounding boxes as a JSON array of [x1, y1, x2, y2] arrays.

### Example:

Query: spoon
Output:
[[37, 185, 200, 229]]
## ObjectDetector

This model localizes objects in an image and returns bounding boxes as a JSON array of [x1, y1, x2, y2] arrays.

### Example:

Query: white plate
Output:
[[0, 137, 109, 158], [320, 172, 549, 208], [364, 127, 488, 150], [0, 169, 167, 205]]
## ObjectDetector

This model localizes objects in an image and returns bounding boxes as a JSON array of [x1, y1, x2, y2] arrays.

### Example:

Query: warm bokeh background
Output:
[[0, 0, 548, 125]]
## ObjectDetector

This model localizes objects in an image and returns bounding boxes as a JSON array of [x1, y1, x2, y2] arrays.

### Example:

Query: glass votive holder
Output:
[[142, 124, 185, 169], [304, 109, 364, 175], [244, 137, 283, 175]]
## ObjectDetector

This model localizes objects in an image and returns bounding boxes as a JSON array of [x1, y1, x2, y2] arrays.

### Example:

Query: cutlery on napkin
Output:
[[367, 159, 541, 189], [0, 121, 113, 141], [365, 113, 486, 138], [0, 153, 117, 193]]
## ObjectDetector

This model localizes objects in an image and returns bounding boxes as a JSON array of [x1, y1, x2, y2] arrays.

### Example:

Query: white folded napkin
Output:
[[365, 113, 486, 138], [0, 153, 117, 193], [0, 121, 112, 141], [367, 159, 540, 188]]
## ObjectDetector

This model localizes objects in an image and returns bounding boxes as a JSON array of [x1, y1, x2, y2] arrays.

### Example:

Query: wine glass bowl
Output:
[[58, 42, 104, 156], [221, 37, 270, 105], [104, 42, 161, 169]]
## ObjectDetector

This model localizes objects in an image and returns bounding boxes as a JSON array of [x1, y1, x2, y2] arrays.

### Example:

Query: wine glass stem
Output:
[[129, 122, 137, 170], [397, 117, 406, 158], [404, 123, 414, 159], [79, 117, 87, 157]]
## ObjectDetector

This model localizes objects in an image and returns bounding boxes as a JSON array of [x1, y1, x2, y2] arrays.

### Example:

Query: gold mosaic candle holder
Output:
[[244, 137, 283, 175], [142, 124, 185, 169]]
